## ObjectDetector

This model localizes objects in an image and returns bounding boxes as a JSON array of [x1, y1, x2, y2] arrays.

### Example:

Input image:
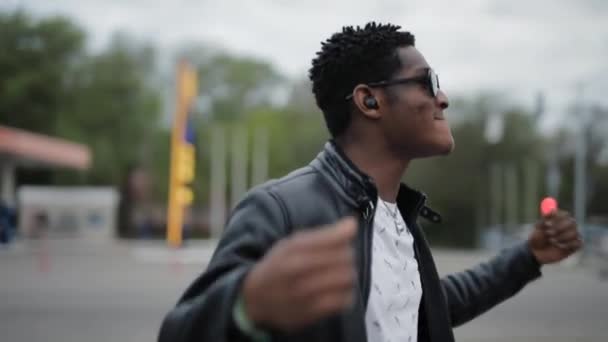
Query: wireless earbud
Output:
[[364, 96, 378, 109]]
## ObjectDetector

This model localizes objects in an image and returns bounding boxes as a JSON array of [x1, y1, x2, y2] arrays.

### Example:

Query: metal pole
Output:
[[574, 87, 588, 248], [251, 126, 269, 187], [524, 160, 539, 223], [230, 125, 248, 209], [505, 163, 518, 237], [209, 125, 226, 238], [490, 163, 503, 246]]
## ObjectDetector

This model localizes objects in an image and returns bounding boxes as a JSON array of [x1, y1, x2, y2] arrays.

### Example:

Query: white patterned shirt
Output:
[[365, 199, 422, 342]]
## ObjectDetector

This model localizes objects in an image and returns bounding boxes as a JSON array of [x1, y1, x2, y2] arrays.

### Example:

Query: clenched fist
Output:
[[529, 210, 583, 265], [242, 217, 358, 332]]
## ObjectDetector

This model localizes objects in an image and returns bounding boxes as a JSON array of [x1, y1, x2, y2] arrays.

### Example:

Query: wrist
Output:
[[526, 240, 544, 267], [233, 293, 270, 342], [242, 268, 266, 326]]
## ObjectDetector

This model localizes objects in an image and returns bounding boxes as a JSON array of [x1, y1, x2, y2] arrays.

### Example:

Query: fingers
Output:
[[549, 228, 578, 242], [538, 210, 584, 251], [549, 237, 583, 251], [286, 252, 356, 327], [289, 245, 354, 276], [284, 218, 358, 320], [545, 215, 575, 233], [544, 219, 577, 238], [541, 210, 569, 228], [291, 217, 358, 251], [541, 210, 576, 236], [309, 289, 355, 318], [252, 217, 359, 332], [295, 263, 356, 301], [548, 229, 582, 250], [286, 218, 357, 291]]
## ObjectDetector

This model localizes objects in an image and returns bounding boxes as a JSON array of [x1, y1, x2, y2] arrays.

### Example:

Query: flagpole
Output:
[[166, 60, 197, 248]]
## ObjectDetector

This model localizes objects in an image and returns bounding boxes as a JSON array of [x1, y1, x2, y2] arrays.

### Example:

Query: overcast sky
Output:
[[3, 0, 607, 127]]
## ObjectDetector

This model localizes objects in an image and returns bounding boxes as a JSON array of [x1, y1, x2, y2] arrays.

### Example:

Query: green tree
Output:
[[556, 105, 608, 218], [0, 10, 85, 134], [180, 44, 285, 121], [169, 46, 290, 208], [54, 33, 162, 185]]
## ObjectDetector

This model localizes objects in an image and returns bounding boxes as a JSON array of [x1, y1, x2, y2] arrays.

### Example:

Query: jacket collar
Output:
[[310, 140, 442, 224]]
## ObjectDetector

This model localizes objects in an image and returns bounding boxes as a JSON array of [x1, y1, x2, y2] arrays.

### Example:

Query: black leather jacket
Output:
[[159, 141, 542, 342]]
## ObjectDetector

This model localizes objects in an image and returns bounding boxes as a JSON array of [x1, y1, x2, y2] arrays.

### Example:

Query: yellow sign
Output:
[[166, 60, 198, 248], [176, 144, 195, 184]]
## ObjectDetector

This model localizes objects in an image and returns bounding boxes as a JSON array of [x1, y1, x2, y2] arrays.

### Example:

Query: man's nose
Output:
[[436, 90, 449, 110]]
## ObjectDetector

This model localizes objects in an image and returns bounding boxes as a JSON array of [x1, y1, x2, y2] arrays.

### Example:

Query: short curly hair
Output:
[[309, 22, 415, 137]]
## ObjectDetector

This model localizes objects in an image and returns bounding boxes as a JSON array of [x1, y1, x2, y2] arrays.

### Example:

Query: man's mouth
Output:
[[433, 114, 445, 120]]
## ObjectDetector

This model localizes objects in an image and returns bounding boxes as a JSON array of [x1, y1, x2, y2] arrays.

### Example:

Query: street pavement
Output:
[[1, 238, 606, 342]]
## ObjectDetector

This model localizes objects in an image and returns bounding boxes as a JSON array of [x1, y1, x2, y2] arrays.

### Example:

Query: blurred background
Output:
[[0, 1, 606, 341]]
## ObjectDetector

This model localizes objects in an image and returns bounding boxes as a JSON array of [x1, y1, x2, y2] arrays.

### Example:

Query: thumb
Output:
[[303, 216, 358, 248], [332, 216, 358, 239]]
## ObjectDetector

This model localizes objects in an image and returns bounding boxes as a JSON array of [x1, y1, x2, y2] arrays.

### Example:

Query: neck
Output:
[[335, 136, 410, 203]]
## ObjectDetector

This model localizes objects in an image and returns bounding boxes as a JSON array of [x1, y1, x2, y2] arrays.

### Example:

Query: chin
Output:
[[438, 139, 455, 155], [416, 139, 455, 159]]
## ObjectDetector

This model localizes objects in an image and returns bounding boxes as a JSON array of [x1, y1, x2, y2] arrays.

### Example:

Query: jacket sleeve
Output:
[[440, 242, 542, 327], [158, 188, 288, 342]]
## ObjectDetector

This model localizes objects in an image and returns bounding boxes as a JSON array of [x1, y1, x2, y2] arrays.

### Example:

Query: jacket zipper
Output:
[[360, 199, 376, 310]]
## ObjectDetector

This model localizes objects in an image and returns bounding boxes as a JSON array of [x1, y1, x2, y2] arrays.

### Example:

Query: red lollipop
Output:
[[540, 197, 558, 216]]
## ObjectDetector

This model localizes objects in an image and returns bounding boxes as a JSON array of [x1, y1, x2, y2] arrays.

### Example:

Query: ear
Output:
[[351, 84, 382, 120]]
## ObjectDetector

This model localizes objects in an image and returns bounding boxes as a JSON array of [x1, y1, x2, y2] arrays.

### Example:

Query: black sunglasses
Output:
[[345, 68, 440, 100]]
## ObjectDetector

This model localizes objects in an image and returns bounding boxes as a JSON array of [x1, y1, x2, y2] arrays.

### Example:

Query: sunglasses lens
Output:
[[429, 69, 439, 97]]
